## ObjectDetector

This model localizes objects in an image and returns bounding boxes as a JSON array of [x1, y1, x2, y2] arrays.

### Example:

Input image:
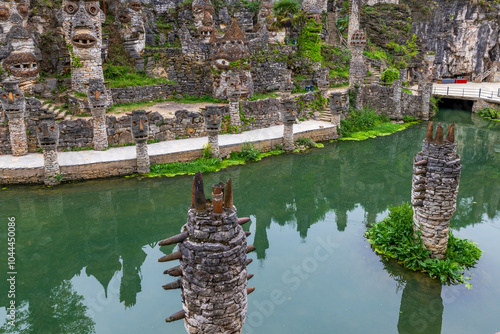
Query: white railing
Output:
[[432, 86, 500, 102]]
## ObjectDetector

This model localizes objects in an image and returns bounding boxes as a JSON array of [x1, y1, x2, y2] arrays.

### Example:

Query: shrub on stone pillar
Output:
[[412, 122, 461, 259], [129, 109, 151, 174], [0, 80, 28, 156], [87, 79, 110, 151], [158, 173, 255, 333], [281, 98, 296, 151], [203, 105, 222, 158], [33, 110, 61, 185]]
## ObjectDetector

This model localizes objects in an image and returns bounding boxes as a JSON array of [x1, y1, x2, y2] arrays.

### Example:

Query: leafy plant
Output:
[[381, 67, 400, 83], [202, 143, 214, 159], [477, 107, 500, 121], [296, 137, 316, 148], [233, 142, 261, 161]]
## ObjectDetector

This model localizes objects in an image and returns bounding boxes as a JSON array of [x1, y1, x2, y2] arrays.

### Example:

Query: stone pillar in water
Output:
[[87, 79, 110, 151], [227, 73, 242, 127], [130, 109, 150, 174], [281, 98, 296, 151], [349, 30, 367, 90], [203, 105, 222, 158], [158, 173, 255, 333], [34, 110, 61, 185], [0, 81, 27, 156], [411, 122, 461, 259]]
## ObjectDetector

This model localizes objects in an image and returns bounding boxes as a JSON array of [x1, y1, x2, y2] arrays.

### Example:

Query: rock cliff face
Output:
[[414, 1, 500, 78]]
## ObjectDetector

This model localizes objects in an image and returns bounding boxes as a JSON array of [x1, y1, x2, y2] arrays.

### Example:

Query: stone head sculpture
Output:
[[2, 25, 39, 87], [34, 111, 59, 148], [87, 79, 109, 109], [61, 0, 105, 90], [0, 0, 29, 43], [330, 93, 344, 114], [192, 0, 214, 30], [129, 109, 150, 141], [227, 71, 242, 101], [281, 99, 296, 124], [278, 68, 294, 94], [211, 18, 253, 99], [117, 0, 145, 56], [316, 67, 329, 88], [203, 105, 222, 131], [0, 80, 25, 116]]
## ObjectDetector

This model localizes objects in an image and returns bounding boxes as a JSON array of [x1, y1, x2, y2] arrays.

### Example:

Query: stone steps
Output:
[[326, 12, 339, 46], [319, 109, 334, 123], [40, 100, 71, 120]]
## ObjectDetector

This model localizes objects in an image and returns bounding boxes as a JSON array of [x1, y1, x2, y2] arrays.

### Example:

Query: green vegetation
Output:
[[381, 67, 400, 83], [73, 92, 87, 99], [241, 0, 261, 12], [321, 45, 350, 80], [477, 108, 500, 122], [104, 65, 173, 88], [298, 18, 323, 63], [272, 0, 301, 17], [202, 143, 214, 159], [248, 91, 280, 101], [295, 137, 323, 149], [340, 121, 416, 141], [365, 203, 482, 286]]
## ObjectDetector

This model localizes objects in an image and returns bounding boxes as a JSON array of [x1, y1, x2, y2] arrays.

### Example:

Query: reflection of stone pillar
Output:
[[130, 110, 150, 174], [34, 111, 61, 185], [203, 105, 222, 158], [0, 81, 27, 156], [281, 98, 296, 151], [87, 79, 110, 151], [349, 30, 367, 89], [347, 0, 361, 46], [159, 173, 254, 333], [412, 122, 461, 259]]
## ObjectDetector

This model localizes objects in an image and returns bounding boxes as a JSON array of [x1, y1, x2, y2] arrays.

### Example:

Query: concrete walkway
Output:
[[432, 82, 500, 102], [0, 120, 335, 170]]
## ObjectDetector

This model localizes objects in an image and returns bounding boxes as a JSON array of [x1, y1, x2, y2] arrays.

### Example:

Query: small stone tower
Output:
[[349, 30, 367, 89], [347, 0, 362, 46], [329, 92, 347, 124], [227, 72, 242, 127], [411, 122, 461, 259], [0, 80, 28, 156], [281, 98, 296, 151], [158, 172, 255, 333], [130, 109, 150, 174], [33, 110, 61, 186], [316, 67, 330, 99], [87, 79, 109, 151], [203, 105, 222, 158], [279, 68, 293, 99]]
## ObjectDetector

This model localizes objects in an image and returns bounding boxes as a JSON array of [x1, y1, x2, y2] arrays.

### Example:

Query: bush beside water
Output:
[[365, 203, 482, 287]]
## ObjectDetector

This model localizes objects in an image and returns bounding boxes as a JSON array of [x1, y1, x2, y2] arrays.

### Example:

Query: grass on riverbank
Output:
[[339, 107, 418, 141], [365, 203, 482, 287]]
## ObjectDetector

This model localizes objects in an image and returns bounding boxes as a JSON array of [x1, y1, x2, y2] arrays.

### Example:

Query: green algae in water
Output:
[[340, 121, 418, 141], [365, 203, 482, 287]]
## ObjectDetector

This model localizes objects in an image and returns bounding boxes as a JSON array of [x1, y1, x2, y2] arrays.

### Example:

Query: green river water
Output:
[[0, 109, 499, 334]]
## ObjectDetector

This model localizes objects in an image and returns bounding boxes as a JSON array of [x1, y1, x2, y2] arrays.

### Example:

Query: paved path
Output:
[[0, 120, 334, 169]]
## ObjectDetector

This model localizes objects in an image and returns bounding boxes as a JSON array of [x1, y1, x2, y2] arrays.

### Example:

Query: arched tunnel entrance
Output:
[[437, 98, 474, 111]]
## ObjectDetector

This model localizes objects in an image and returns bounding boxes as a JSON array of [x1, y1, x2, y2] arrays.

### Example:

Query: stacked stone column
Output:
[[281, 98, 296, 151], [130, 110, 150, 174], [329, 92, 346, 124], [420, 54, 436, 120], [203, 105, 222, 158], [347, 0, 361, 46], [316, 67, 330, 99], [227, 73, 242, 127], [349, 30, 367, 90], [279, 68, 293, 99], [0, 81, 27, 156], [158, 173, 255, 333], [411, 122, 461, 259], [34, 111, 61, 185], [392, 77, 402, 118], [87, 79, 109, 151]]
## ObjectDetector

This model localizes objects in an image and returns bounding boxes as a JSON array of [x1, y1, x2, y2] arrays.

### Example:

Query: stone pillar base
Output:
[[229, 100, 241, 127], [208, 130, 220, 158], [136, 140, 150, 174], [8, 117, 28, 156], [43, 148, 61, 186], [92, 110, 108, 151], [283, 123, 294, 151]]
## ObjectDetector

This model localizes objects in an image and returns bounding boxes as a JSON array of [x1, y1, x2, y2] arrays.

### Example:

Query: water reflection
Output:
[[0, 109, 498, 332]]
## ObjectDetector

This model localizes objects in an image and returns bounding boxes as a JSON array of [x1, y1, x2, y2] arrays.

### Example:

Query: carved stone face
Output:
[[226, 72, 241, 101], [0, 0, 29, 43], [279, 69, 293, 93], [330, 93, 343, 114], [131, 109, 149, 140], [117, 0, 145, 55], [282, 100, 296, 124], [192, 0, 214, 30], [316, 67, 329, 88], [0, 80, 25, 115], [87, 79, 109, 109], [36, 114, 59, 147], [204, 105, 222, 131]]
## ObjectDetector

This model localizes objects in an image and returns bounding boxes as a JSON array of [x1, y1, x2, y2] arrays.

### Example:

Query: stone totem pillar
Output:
[[61, 0, 105, 91], [0, 81, 27, 156], [316, 67, 330, 99], [34, 111, 61, 185], [227, 73, 241, 127], [347, 0, 362, 46], [349, 30, 367, 90], [411, 122, 461, 259], [158, 173, 255, 332], [87, 79, 109, 151], [329, 92, 346, 124], [130, 110, 150, 174], [281, 98, 296, 151], [279, 68, 293, 99], [203, 105, 222, 158], [420, 54, 436, 120]]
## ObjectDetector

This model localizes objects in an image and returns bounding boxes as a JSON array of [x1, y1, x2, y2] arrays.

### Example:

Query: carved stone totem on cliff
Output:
[[349, 30, 367, 89], [34, 110, 61, 185], [192, 0, 216, 43], [158, 172, 255, 333], [130, 109, 150, 174], [0, 80, 27, 156], [329, 92, 347, 123], [278, 68, 293, 99], [203, 105, 222, 158], [0, 1, 39, 93], [302, 0, 327, 13], [211, 18, 254, 100], [87, 79, 109, 151], [412, 122, 461, 259], [281, 98, 296, 151], [117, 0, 146, 70], [316, 67, 330, 99], [61, 0, 105, 91]]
